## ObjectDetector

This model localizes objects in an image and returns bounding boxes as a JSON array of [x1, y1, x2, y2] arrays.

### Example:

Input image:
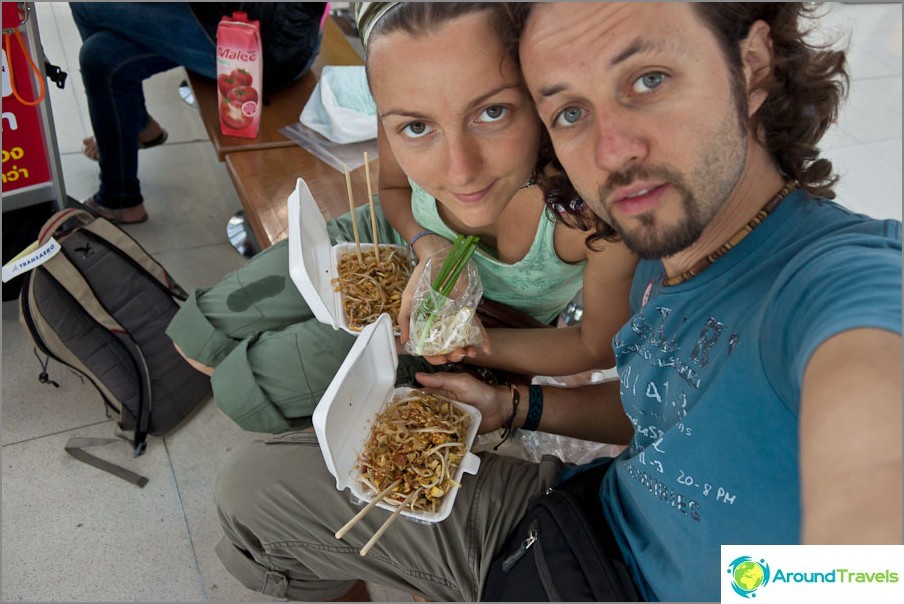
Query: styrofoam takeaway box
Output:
[[287, 177, 409, 335], [313, 313, 481, 524]]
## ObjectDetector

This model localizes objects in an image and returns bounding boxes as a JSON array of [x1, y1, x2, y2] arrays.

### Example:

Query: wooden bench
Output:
[[187, 15, 376, 249]]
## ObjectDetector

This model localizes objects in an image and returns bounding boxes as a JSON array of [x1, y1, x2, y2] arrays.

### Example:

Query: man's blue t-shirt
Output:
[[597, 191, 902, 601]]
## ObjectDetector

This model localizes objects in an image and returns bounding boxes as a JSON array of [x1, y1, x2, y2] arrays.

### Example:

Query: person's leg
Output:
[[214, 432, 551, 601], [70, 3, 216, 77], [77, 31, 175, 213], [167, 208, 417, 433], [70, 3, 216, 214]]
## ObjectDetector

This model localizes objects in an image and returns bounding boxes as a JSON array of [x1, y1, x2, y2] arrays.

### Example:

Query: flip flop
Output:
[[82, 197, 149, 225], [140, 129, 168, 150], [81, 129, 169, 162]]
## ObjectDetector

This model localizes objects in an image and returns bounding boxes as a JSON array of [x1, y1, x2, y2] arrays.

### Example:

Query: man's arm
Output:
[[799, 327, 902, 543], [416, 371, 634, 445]]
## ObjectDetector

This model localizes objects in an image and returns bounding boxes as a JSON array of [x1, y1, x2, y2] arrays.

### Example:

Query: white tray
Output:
[[312, 314, 481, 524]]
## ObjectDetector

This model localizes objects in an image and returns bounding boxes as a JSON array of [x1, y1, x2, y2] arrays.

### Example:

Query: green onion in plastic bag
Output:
[[406, 235, 484, 356]]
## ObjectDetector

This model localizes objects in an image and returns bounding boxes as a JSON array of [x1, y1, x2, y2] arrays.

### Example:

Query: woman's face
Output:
[[368, 11, 542, 230]]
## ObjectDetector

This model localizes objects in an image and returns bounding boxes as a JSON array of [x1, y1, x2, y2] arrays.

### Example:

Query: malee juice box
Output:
[[216, 12, 262, 138]]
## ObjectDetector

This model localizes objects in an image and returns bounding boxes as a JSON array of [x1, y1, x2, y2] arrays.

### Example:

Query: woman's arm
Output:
[[467, 232, 637, 375], [376, 121, 452, 344], [377, 120, 448, 257]]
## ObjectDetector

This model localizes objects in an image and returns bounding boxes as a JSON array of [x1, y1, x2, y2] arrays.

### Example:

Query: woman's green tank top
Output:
[[410, 181, 585, 325]]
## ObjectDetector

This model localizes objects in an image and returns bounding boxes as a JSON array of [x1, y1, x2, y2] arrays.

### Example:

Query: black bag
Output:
[[483, 462, 640, 602], [17, 209, 212, 486], [189, 2, 327, 94]]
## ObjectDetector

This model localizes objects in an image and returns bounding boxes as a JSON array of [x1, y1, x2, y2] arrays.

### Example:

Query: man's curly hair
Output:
[[504, 3, 850, 250]]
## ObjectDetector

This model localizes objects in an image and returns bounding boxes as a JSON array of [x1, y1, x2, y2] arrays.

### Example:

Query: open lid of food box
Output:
[[312, 313, 398, 483], [312, 313, 481, 524], [287, 177, 342, 331]]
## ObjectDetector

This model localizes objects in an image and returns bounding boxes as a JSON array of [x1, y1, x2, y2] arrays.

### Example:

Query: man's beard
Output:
[[595, 93, 749, 260], [604, 167, 709, 260]]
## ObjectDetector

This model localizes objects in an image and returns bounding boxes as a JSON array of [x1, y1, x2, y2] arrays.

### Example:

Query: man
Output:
[[503, 2, 903, 598], [211, 3, 901, 601]]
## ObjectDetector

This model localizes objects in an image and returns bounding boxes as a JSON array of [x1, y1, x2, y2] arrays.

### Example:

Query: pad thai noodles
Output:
[[332, 246, 412, 331], [357, 391, 471, 514]]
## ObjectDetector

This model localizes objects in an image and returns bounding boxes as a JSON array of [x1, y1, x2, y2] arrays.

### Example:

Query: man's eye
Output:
[[402, 121, 434, 139], [633, 72, 666, 93], [553, 107, 583, 128], [478, 105, 508, 123]]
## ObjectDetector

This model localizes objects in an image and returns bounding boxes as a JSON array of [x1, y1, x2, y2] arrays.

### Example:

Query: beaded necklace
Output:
[[663, 179, 799, 286]]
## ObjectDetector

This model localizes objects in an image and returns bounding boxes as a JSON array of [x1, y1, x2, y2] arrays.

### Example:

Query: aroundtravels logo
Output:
[[726, 556, 771, 598], [722, 546, 904, 603]]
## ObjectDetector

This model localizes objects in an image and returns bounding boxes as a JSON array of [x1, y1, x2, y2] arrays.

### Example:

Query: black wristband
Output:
[[521, 384, 543, 431]]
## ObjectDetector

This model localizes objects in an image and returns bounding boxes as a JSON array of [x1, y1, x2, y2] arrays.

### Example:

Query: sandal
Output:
[[82, 129, 169, 162], [83, 197, 149, 225]]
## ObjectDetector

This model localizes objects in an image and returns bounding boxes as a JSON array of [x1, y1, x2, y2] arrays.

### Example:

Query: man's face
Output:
[[520, 3, 751, 259]]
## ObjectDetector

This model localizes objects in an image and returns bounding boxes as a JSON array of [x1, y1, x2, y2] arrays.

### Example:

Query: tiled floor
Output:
[[1, 2, 901, 602]]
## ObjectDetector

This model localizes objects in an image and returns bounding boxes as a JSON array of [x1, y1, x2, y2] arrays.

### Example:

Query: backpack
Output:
[[16, 208, 212, 486], [482, 460, 640, 602]]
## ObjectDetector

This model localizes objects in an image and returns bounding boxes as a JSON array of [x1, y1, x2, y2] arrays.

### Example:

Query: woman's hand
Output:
[[397, 255, 428, 347], [419, 319, 491, 364], [415, 371, 509, 434]]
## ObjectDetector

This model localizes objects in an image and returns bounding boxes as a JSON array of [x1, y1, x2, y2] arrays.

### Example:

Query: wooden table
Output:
[[188, 16, 364, 161], [225, 146, 377, 247]]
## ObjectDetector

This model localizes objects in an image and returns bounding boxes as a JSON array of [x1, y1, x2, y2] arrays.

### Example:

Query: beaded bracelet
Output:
[[493, 382, 520, 450], [408, 229, 435, 256], [521, 384, 544, 431]]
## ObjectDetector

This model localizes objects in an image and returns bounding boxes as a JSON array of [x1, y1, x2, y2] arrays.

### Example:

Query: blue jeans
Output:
[[71, 3, 217, 209]]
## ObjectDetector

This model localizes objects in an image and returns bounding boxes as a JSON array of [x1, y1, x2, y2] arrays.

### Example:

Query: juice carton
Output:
[[216, 11, 262, 138]]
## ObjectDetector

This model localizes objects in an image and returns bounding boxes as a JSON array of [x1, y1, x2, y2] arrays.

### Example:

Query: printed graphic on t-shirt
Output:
[[614, 303, 744, 522]]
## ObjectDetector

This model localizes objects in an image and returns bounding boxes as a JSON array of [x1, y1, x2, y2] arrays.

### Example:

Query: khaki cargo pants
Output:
[[214, 431, 564, 601]]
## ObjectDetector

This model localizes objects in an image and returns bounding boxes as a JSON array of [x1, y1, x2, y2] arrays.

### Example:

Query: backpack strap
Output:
[[38, 208, 188, 300], [38, 248, 153, 451], [37, 208, 94, 246], [64, 437, 149, 488]]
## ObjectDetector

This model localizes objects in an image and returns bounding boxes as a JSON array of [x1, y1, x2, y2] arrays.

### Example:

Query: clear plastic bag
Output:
[[405, 251, 484, 357], [472, 369, 626, 465]]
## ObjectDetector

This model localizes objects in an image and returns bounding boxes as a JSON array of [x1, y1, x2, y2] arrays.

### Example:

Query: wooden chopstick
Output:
[[334, 479, 401, 540], [363, 151, 380, 263], [344, 162, 363, 264], [359, 489, 420, 557]]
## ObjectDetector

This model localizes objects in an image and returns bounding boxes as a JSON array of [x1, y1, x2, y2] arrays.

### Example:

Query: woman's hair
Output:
[[360, 3, 509, 70], [502, 2, 851, 251]]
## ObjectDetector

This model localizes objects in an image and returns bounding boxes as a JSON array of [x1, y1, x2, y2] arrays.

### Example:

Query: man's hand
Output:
[[416, 371, 510, 434]]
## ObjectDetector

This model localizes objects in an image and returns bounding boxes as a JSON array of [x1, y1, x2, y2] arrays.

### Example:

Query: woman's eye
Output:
[[632, 72, 665, 93], [478, 105, 508, 123], [402, 121, 435, 139], [553, 107, 584, 128]]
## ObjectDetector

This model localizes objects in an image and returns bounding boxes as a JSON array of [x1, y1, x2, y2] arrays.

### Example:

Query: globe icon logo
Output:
[[726, 556, 771, 598]]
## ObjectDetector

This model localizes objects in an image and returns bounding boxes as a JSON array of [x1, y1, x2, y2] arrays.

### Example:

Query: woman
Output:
[[167, 2, 636, 434]]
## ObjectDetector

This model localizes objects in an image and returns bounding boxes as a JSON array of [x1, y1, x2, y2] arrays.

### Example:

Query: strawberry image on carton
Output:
[[216, 11, 262, 138]]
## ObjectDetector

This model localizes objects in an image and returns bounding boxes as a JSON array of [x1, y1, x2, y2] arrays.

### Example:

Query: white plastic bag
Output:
[[299, 65, 377, 144]]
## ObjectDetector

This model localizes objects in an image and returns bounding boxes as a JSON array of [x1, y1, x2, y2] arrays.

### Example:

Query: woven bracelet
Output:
[[408, 229, 435, 256], [521, 384, 543, 431], [494, 383, 520, 450]]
